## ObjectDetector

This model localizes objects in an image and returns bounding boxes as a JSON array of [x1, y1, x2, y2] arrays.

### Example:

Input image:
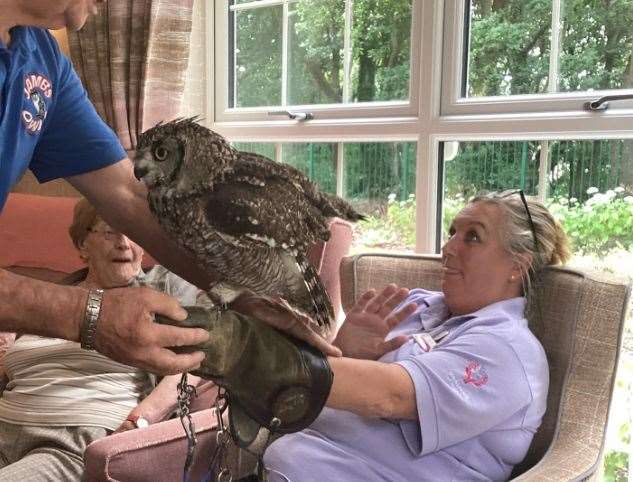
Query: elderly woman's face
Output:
[[80, 220, 143, 289], [441, 202, 522, 315]]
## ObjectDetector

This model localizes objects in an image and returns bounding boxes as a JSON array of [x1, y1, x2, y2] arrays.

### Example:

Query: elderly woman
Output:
[[0, 198, 207, 481], [259, 190, 571, 482]]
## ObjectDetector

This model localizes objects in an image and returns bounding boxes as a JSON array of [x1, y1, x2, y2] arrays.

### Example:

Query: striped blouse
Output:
[[0, 266, 201, 430]]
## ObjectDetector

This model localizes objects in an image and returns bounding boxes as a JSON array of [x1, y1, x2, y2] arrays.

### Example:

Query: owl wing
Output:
[[203, 172, 330, 253], [232, 152, 364, 222]]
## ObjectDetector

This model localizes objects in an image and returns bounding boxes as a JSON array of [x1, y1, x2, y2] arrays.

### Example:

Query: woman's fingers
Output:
[[364, 284, 399, 313], [350, 289, 377, 313], [378, 288, 411, 317], [379, 335, 410, 355], [385, 302, 417, 329]]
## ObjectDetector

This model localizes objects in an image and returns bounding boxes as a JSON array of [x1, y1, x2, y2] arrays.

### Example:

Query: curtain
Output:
[[67, 0, 195, 151]]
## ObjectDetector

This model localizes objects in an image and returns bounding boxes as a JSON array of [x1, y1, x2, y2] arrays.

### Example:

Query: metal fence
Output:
[[234, 139, 629, 206], [445, 139, 630, 202], [233, 141, 418, 203]]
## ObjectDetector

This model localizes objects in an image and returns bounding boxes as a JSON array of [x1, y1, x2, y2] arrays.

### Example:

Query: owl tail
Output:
[[296, 253, 335, 331]]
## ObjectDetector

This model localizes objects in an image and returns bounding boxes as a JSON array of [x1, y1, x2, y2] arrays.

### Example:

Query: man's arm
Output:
[[68, 158, 341, 356], [0, 268, 86, 340], [0, 268, 209, 374]]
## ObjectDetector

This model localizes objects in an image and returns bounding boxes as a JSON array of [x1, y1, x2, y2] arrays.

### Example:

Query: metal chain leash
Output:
[[209, 389, 232, 482], [177, 372, 198, 482]]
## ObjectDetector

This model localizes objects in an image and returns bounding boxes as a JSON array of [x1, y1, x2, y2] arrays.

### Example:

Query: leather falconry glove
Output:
[[155, 306, 333, 447]]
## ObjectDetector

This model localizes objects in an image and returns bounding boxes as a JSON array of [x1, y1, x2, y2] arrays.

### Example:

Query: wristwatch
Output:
[[126, 414, 150, 429]]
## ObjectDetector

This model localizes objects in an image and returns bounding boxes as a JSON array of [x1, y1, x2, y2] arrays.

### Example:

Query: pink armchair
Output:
[[0, 192, 354, 482]]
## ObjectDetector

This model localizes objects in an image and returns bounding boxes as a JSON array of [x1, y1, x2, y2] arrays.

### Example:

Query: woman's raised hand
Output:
[[333, 284, 417, 360]]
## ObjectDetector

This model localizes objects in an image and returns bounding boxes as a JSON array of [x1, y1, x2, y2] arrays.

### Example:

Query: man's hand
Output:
[[230, 292, 342, 357], [95, 287, 210, 375], [333, 284, 417, 360]]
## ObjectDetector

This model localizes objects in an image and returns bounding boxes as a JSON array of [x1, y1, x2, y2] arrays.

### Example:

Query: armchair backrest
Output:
[[340, 253, 631, 481]]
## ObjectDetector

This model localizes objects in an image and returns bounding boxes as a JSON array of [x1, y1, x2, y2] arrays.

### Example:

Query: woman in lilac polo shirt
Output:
[[262, 190, 571, 482]]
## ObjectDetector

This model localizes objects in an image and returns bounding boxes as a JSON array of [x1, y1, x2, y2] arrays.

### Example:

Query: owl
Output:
[[133, 118, 363, 335]]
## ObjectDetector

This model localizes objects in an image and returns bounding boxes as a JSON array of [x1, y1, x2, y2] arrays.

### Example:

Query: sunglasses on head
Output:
[[500, 189, 538, 252]]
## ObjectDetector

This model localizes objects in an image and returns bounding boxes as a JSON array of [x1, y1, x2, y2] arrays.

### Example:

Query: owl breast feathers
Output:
[[133, 118, 364, 333]]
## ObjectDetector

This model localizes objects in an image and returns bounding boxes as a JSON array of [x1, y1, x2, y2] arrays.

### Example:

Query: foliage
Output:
[[357, 193, 415, 249], [345, 142, 416, 200], [604, 451, 629, 482], [469, 0, 633, 95], [547, 188, 633, 254], [445, 139, 630, 208], [356, 188, 633, 256]]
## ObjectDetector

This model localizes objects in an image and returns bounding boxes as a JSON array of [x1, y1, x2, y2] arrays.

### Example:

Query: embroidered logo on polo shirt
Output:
[[21, 72, 53, 134], [463, 361, 488, 387]]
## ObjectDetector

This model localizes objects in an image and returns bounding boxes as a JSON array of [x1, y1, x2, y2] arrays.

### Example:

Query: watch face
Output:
[[136, 417, 150, 428]]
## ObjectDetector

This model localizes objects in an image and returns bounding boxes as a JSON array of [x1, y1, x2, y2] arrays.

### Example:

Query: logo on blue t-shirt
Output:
[[21, 72, 53, 134]]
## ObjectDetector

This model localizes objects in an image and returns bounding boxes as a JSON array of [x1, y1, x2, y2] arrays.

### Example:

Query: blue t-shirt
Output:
[[0, 27, 126, 209], [264, 289, 549, 482]]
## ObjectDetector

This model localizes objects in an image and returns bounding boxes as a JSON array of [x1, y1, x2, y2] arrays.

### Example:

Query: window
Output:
[[215, 0, 421, 122], [442, 0, 633, 114], [208, 0, 633, 251], [233, 140, 418, 251], [440, 138, 632, 246]]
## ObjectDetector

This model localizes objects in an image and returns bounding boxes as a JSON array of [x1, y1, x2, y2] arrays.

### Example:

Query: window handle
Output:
[[583, 94, 633, 111], [267, 110, 314, 121]]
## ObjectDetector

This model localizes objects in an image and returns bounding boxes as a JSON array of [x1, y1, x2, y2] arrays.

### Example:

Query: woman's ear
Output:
[[78, 238, 90, 262], [512, 252, 533, 282]]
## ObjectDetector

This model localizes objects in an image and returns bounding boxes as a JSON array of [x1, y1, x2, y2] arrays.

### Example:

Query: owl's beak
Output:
[[134, 164, 148, 181], [133, 149, 151, 181]]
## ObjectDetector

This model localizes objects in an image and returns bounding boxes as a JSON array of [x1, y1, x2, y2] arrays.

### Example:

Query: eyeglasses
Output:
[[501, 190, 538, 252], [88, 227, 125, 241]]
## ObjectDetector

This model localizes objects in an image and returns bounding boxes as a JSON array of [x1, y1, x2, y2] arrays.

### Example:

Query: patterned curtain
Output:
[[67, 0, 195, 151]]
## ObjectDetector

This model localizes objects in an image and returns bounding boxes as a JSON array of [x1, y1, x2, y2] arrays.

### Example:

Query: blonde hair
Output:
[[68, 198, 100, 250], [469, 190, 571, 299]]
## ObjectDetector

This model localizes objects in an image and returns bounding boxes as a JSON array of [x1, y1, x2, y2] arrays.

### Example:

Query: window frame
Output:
[[213, 0, 423, 124], [441, 0, 633, 116], [205, 0, 633, 255]]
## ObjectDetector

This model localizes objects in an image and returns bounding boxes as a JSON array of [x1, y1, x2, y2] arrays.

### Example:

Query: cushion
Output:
[[0, 193, 83, 273]]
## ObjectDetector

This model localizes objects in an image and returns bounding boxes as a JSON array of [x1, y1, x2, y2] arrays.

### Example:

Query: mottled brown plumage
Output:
[[133, 118, 363, 333]]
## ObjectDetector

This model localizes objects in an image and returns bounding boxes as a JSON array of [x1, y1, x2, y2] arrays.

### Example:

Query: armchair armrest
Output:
[[512, 431, 601, 482], [84, 409, 218, 482]]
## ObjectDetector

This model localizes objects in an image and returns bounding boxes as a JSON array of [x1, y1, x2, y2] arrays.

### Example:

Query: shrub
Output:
[[547, 189, 633, 255], [356, 188, 633, 256], [357, 193, 415, 249]]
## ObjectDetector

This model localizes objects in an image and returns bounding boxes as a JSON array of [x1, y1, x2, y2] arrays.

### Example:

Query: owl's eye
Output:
[[154, 146, 169, 161]]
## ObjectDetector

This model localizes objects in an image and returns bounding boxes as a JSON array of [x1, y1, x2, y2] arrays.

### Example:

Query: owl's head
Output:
[[133, 118, 237, 192]]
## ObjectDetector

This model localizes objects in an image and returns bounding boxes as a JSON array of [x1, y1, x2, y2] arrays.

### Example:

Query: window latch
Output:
[[583, 93, 633, 112], [267, 110, 314, 121]]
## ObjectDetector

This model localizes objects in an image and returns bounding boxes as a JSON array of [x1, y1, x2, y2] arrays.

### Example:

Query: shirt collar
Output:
[[418, 293, 450, 331], [419, 294, 526, 332], [466, 296, 527, 322], [0, 27, 37, 54]]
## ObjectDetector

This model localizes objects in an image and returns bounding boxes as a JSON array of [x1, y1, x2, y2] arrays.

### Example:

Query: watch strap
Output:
[[80, 288, 104, 350]]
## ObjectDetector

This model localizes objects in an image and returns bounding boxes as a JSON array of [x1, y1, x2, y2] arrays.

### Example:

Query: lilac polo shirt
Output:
[[263, 289, 549, 482]]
